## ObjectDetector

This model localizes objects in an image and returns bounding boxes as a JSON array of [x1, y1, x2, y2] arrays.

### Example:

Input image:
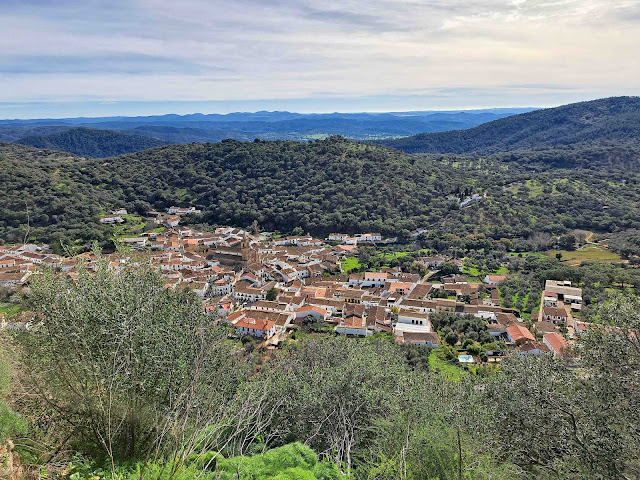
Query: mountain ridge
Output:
[[377, 96, 640, 154]]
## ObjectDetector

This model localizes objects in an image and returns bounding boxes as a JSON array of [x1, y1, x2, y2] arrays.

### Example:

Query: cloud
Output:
[[0, 0, 638, 114]]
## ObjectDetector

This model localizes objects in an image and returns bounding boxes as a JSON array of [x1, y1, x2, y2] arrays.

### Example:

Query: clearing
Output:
[[544, 245, 621, 266]]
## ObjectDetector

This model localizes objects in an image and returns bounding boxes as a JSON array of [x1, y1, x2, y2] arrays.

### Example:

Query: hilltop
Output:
[[17, 127, 168, 157], [379, 97, 640, 155]]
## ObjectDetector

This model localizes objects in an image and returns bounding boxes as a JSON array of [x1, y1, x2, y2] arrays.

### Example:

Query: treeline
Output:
[[3, 260, 640, 479]]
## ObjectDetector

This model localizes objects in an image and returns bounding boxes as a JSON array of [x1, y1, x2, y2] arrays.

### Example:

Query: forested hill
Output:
[[3, 137, 640, 247], [378, 96, 640, 154], [97, 138, 454, 235], [17, 127, 168, 157], [0, 139, 453, 244]]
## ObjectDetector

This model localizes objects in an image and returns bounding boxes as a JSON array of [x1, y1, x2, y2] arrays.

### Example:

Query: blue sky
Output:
[[1, 0, 639, 118]]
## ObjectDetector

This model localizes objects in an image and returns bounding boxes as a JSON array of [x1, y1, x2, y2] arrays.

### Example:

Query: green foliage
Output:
[[480, 296, 640, 478], [226, 336, 410, 471], [4, 128, 640, 247], [379, 96, 640, 156], [18, 127, 167, 158], [215, 443, 345, 480], [0, 346, 27, 443], [15, 256, 245, 460], [431, 313, 493, 345], [63, 444, 345, 480]]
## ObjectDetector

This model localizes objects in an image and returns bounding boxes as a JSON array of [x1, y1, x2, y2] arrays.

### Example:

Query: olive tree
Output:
[[15, 255, 246, 469]]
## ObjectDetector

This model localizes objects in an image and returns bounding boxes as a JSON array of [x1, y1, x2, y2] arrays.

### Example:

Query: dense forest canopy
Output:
[[17, 127, 168, 157], [378, 96, 640, 154], [2, 134, 640, 247]]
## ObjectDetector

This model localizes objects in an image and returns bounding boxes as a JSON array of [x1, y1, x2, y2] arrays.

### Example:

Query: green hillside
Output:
[[18, 127, 167, 157], [379, 96, 640, 155], [3, 135, 640, 248]]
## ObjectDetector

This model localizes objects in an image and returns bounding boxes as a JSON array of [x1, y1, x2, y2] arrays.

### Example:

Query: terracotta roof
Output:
[[396, 331, 440, 346], [235, 317, 275, 332], [543, 306, 567, 318], [543, 333, 567, 356], [507, 324, 535, 343]]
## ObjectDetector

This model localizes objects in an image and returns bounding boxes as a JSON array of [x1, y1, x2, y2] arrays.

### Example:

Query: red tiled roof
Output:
[[543, 333, 567, 355], [507, 324, 535, 343]]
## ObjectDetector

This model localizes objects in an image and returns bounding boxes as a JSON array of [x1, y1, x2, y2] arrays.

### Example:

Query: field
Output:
[[463, 262, 508, 278], [340, 257, 361, 273], [112, 214, 159, 238], [544, 245, 621, 266]]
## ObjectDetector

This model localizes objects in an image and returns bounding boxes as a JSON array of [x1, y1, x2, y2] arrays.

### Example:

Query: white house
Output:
[[120, 237, 148, 248], [357, 233, 382, 243], [234, 318, 276, 339], [542, 306, 568, 324], [543, 333, 567, 358], [190, 281, 209, 297], [295, 305, 330, 322], [393, 322, 437, 346], [484, 275, 506, 285], [167, 206, 202, 216], [397, 309, 431, 329], [100, 215, 123, 224], [335, 316, 371, 336], [328, 233, 349, 242]]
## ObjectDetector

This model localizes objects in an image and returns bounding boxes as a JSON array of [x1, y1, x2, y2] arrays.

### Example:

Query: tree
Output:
[[266, 287, 279, 301], [439, 262, 461, 277], [224, 336, 409, 473], [16, 254, 246, 467], [482, 295, 640, 479], [445, 331, 459, 346], [0, 337, 26, 444], [558, 233, 576, 251]]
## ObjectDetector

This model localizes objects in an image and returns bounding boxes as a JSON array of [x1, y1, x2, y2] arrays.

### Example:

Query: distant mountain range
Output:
[[0, 108, 533, 157], [377, 96, 640, 154]]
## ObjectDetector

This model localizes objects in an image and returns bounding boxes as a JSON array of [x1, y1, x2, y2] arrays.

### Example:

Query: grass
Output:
[[463, 263, 482, 277], [544, 245, 621, 266], [341, 257, 361, 273], [379, 251, 411, 260], [525, 179, 544, 197], [0, 303, 21, 317], [428, 351, 466, 381], [507, 252, 547, 258], [112, 214, 150, 238], [463, 262, 507, 278]]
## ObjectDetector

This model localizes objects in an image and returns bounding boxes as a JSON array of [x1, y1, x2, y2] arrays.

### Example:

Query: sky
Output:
[[1, 0, 639, 118]]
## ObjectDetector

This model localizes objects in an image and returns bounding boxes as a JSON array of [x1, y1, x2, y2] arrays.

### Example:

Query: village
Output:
[[0, 206, 586, 363]]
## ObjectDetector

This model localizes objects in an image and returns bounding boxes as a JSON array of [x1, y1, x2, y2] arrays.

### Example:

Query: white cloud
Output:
[[0, 0, 638, 111]]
